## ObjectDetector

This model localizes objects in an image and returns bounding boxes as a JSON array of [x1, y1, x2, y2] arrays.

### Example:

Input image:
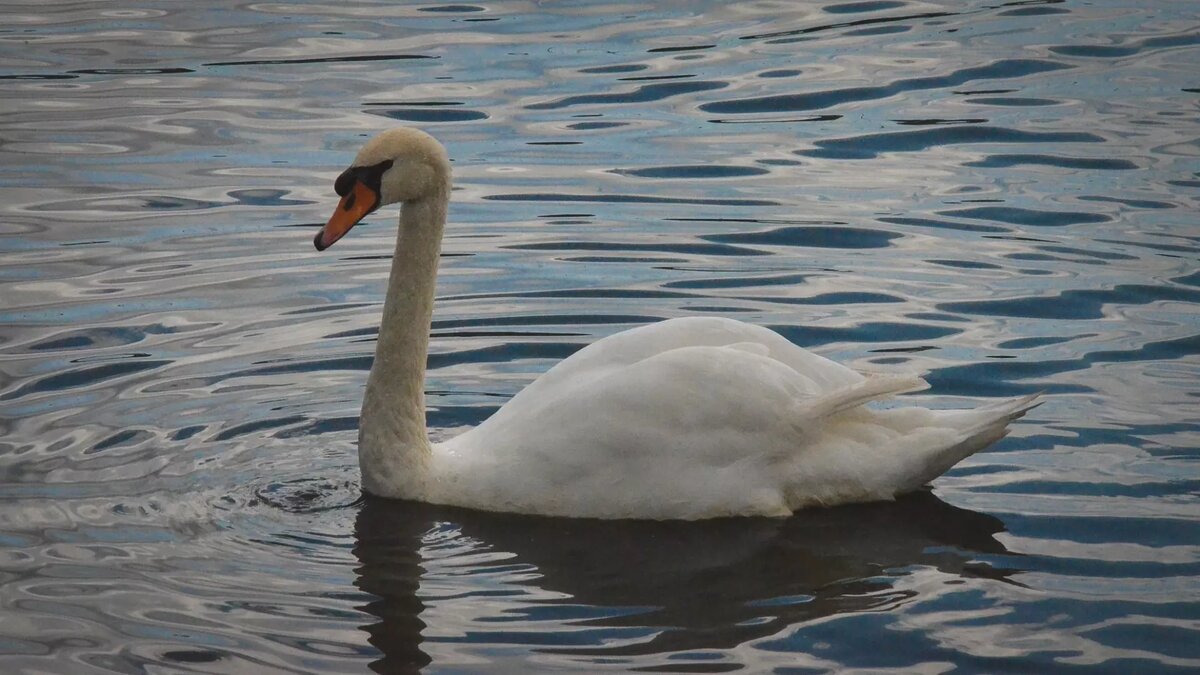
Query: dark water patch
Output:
[[1079, 195, 1176, 210], [709, 114, 841, 124], [99, 196, 224, 211], [419, 4, 485, 11], [940, 206, 1110, 227], [964, 96, 1061, 106], [364, 101, 466, 106], [561, 256, 687, 263], [428, 341, 583, 370], [702, 226, 900, 249], [926, 259, 1002, 270], [431, 314, 658, 333], [527, 81, 727, 110], [964, 154, 1137, 170], [210, 416, 309, 442], [869, 345, 937, 355], [579, 64, 648, 74], [939, 284, 1200, 320], [1174, 270, 1200, 287], [88, 430, 152, 454], [880, 216, 1009, 234], [0, 360, 170, 401], [981, 478, 1200, 499], [282, 303, 374, 316], [647, 44, 714, 53], [771, 322, 961, 346], [760, 69, 803, 78], [367, 108, 487, 122], [687, 305, 756, 314], [205, 54, 435, 67], [71, 67, 193, 76], [568, 121, 626, 130], [505, 240, 766, 257], [59, 240, 111, 247], [799, 127, 1102, 160], [223, 356, 373, 382], [1050, 33, 1200, 59], [171, 425, 206, 441], [227, 189, 311, 207], [162, 650, 225, 664], [823, 1, 907, 13], [275, 415, 359, 438], [618, 74, 697, 82], [663, 272, 810, 289], [999, 6, 1069, 16], [612, 165, 769, 179], [483, 193, 777, 207], [447, 289, 697, 304], [1092, 237, 1199, 255], [894, 118, 986, 125], [1166, 179, 1200, 189], [753, 292, 903, 306], [0, 74, 80, 80], [744, 10, 955, 42], [433, 330, 586, 339], [25, 326, 167, 352], [700, 59, 1068, 114], [1035, 244, 1137, 261], [998, 335, 1090, 349]]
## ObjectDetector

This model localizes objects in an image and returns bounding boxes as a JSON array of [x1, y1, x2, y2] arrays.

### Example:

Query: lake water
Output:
[[2, 1, 1198, 672]]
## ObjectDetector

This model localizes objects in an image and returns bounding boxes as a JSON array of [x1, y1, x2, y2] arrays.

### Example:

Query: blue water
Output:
[[2, 1, 1198, 672]]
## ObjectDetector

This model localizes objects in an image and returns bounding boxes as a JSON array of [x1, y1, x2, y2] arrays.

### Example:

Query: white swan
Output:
[[313, 127, 1038, 520]]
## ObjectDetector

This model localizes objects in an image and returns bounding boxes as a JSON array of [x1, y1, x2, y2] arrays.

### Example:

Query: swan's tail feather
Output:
[[895, 393, 1041, 494], [801, 373, 930, 421]]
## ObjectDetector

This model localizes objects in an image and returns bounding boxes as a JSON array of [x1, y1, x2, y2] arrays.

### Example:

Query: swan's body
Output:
[[315, 127, 1037, 520]]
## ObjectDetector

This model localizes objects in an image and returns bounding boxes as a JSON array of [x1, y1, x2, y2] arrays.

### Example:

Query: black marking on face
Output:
[[334, 159, 394, 198]]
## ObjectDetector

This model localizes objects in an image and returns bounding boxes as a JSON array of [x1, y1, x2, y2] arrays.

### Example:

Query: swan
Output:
[[312, 127, 1038, 520]]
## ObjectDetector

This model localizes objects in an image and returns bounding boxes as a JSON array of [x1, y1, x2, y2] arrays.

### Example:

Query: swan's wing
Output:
[[494, 316, 865, 423]]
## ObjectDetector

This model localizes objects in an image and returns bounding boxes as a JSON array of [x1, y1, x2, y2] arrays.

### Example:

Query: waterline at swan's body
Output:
[[313, 127, 1038, 520]]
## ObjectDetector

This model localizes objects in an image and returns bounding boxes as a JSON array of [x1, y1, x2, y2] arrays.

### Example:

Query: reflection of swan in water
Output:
[[352, 491, 1017, 669], [314, 127, 1038, 519]]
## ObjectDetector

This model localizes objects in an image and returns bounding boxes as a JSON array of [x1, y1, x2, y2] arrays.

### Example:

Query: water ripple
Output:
[[2, 0, 1198, 672], [798, 126, 1104, 160], [700, 59, 1069, 114]]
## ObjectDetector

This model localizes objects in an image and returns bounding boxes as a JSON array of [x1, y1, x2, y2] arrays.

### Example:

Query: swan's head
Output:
[[314, 127, 451, 250]]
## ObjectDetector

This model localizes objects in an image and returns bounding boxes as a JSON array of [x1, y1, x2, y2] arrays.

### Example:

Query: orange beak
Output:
[[314, 181, 380, 251]]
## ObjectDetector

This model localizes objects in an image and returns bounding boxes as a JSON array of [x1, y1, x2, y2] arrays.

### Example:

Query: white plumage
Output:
[[314, 127, 1038, 520]]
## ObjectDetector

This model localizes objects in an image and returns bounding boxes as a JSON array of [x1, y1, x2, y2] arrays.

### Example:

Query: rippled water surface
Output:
[[3, 1, 1199, 672]]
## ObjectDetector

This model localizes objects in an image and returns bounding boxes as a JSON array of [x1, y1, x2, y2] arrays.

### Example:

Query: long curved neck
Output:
[[358, 187, 448, 499]]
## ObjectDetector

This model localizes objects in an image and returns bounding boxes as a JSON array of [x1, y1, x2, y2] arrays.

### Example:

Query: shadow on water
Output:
[[352, 490, 1016, 671]]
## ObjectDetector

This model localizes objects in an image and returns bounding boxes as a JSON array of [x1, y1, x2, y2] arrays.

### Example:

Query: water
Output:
[[1, 0, 1197, 671]]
